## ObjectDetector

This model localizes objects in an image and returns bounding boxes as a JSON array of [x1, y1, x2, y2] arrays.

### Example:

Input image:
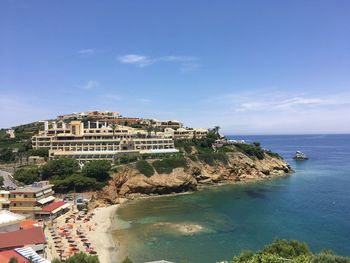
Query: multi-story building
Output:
[[8, 181, 56, 215], [162, 127, 209, 140], [57, 110, 120, 121], [141, 119, 183, 130], [0, 191, 10, 210], [32, 119, 178, 161]]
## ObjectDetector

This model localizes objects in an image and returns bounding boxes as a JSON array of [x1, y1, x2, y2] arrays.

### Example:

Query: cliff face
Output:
[[98, 152, 291, 204]]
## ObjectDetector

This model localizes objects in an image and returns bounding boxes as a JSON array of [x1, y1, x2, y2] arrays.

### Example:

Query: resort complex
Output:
[[32, 111, 209, 161]]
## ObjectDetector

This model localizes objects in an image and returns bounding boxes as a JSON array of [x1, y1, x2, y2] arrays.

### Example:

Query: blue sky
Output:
[[1, 0, 350, 134]]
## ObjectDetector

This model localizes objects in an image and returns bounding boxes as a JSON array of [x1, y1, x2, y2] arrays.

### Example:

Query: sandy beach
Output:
[[45, 204, 119, 263], [88, 204, 119, 263]]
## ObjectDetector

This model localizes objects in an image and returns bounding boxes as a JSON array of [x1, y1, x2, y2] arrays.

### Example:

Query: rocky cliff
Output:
[[98, 152, 291, 204]]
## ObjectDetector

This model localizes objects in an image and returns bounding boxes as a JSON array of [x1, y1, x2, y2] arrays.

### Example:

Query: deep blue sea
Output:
[[113, 134, 350, 263]]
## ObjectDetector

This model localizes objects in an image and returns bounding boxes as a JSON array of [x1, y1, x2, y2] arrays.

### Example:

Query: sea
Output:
[[111, 134, 350, 263]]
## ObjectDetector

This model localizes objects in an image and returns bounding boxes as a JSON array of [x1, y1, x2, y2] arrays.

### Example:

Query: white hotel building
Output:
[[32, 119, 178, 161]]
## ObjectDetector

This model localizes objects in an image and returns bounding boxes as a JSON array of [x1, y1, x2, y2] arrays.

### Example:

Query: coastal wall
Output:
[[98, 152, 291, 204]]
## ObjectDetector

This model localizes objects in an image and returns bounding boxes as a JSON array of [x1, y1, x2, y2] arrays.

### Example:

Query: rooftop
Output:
[[0, 250, 28, 263], [0, 210, 25, 226], [41, 201, 66, 213], [0, 227, 46, 250], [10, 182, 53, 194]]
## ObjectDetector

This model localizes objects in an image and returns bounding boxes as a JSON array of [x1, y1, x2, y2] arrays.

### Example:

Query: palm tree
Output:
[[110, 121, 117, 138]]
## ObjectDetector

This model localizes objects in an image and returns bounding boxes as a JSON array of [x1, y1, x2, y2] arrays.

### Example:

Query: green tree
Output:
[[0, 148, 15, 163], [52, 174, 97, 193], [41, 158, 80, 180], [110, 121, 117, 138], [82, 160, 112, 182], [13, 166, 40, 184], [8, 258, 18, 263], [29, 148, 49, 157], [52, 252, 99, 263], [121, 256, 133, 263]]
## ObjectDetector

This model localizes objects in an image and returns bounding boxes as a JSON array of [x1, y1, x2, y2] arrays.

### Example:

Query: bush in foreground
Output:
[[231, 239, 350, 263]]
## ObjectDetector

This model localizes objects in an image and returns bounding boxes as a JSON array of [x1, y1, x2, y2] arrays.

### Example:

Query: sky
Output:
[[1, 0, 350, 135]]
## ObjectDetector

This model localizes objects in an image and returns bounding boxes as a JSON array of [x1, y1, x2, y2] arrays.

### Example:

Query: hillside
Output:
[[98, 146, 291, 203]]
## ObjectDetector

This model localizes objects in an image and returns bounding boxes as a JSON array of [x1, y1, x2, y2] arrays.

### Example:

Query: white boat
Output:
[[293, 151, 309, 160]]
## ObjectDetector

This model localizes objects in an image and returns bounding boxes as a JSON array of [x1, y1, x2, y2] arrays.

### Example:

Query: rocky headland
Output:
[[98, 150, 291, 204]]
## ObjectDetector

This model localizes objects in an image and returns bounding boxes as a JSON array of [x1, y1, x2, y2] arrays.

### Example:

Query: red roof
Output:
[[0, 250, 28, 263], [20, 219, 38, 230], [41, 200, 66, 213], [0, 227, 46, 250]]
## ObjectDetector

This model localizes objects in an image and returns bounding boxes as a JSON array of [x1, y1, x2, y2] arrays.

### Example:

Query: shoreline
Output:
[[88, 204, 120, 263], [45, 204, 119, 263], [121, 171, 293, 202]]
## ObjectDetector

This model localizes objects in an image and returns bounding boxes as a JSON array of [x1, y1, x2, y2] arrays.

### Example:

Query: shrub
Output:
[[217, 146, 236, 153], [119, 155, 138, 164], [265, 150, 282, 159], [234, 143, 264, 160], [197, 153, 228, 166], [52, 252, 99, 263], [14, 166, 40, 185], [136, 160, 155, 177], [230, 240, 350, 263], [82, 160, 111, 182], [121, 257, 133, 263], [29, 148, 49, 157], [152, 157, 187, 174], [52, 174, 97, 193], [41, 158, 80, 180], [188, 155, 197, 162], [0, 148, 15, 163]]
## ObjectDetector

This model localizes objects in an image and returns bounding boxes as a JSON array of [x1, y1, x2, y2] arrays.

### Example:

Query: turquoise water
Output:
[[112, 135, 350, 263]]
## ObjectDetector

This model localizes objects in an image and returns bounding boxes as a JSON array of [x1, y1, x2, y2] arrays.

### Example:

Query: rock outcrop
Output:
[[98, 152, 291, 204]]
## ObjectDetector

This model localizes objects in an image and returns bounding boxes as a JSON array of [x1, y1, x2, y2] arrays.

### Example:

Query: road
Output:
[[0, 170, 17, 189]]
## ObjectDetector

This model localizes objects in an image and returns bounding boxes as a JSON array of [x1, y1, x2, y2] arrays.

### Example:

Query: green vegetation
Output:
[[233, 142, 265, 160], [265, 150, 282, 159], [121, 257, 133, 263], [197, 152, 228, 166], [28, 148, 49, 158], [231, 239, 350, 263], [0, 148, 15, 163], [41, 158, 80, 180], [52, 252, 99, 263], [119, 155, 138, 164], [14, 166, 40, 185], [136, 160, 155, 177], [52, 174, 98, 192], [152, 157, 188, 174], [13, 158, 112, 193], [82, 160, 111, 181]]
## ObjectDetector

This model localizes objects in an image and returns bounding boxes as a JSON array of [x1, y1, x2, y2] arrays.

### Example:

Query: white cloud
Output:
[[235, 96, 335, 112], [198, 89, 350, 134], [81, 80, 99, 90], [117, 54, 200, 70], [117, 54, 152, 67], [77, 49, 95, 56]]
